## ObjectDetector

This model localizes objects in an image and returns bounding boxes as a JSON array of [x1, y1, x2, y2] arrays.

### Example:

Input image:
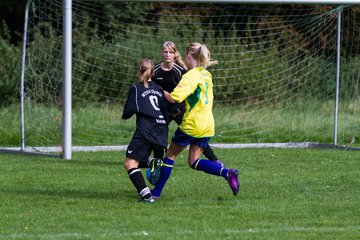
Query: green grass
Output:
[[1, 99, 360, 147], [1, 148, 360, 239]]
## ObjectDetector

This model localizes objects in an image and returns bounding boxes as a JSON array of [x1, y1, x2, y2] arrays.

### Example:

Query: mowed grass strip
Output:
[[0, 148, 359, 239]]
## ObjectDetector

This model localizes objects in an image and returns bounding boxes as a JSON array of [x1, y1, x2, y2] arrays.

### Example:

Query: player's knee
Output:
[[124, 160, 130, 171], [124, 158, 137, 171]]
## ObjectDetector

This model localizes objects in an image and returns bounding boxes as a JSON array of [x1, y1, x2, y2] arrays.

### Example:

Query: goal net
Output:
[[10, 0, 360, 156]]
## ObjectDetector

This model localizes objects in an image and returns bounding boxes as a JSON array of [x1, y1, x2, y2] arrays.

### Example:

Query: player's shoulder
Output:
[[135, 82, 155, 91], [154, 62, 162, 72], [173, 63, 186, 72], [173, 63, 187, 78], [133, 82, 142, 88], [182, 67, 205, 80], [127, 83, 139, 96], [129, 83, 138, 90]]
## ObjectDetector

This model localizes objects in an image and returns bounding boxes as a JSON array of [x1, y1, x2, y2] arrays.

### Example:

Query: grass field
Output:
[[1, 148, 359, 239], [1, 100, 360, 147]]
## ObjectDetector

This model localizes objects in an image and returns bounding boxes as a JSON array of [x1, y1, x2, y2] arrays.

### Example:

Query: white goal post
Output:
[[1, 0, 359, 159]]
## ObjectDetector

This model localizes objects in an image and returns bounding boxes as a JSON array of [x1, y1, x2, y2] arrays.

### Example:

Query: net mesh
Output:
[[20, 1, 360, 153]]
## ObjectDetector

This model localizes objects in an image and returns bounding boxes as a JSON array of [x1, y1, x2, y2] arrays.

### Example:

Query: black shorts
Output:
[[126, 136, 165, 162]]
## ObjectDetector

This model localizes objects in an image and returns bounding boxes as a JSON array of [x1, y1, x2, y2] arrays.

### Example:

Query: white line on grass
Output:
[[1, 226, 360, 239], [0, 233, 90, 239], [224, 225, 360, 233]]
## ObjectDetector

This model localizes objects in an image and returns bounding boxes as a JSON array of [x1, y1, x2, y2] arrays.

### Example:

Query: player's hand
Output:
[[164, 91, 175, 103], [173, 108, 181, 118]]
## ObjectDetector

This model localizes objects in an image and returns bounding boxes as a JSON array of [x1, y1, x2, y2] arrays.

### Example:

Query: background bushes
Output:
[[0, 21, 21, 106], [0, 2, 359, 106]]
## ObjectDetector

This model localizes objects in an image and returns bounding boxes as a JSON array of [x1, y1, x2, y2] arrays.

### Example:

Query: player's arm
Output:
[[121, 85, 138, 119], [169, 77, 193, 103], [164, 91, 175, 103]]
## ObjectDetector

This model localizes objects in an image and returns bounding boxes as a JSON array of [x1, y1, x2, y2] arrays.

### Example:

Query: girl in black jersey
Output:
[[122, 59, 168, 203], [153, 41, 224, 167]]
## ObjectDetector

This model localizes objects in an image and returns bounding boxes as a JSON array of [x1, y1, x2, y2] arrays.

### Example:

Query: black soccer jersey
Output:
[[122, 81, 168, 148], [153, 62, 187, 93], [153, 62, 187, 125]]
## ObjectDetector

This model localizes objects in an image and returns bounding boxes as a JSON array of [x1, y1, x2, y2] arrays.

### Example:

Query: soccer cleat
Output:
[[227, 168, 240, 196], [146, 158, 163, 185], [139, 196, 155, 203], [150, 190, 160, 200], [213, 160, 225, 168]]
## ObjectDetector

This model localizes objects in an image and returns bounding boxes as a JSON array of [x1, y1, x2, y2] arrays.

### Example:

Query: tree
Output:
[[0, 0, 26, 45]]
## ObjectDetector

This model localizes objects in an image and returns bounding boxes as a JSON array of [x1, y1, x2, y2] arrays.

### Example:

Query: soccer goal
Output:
[[2, 0, 360, 159]]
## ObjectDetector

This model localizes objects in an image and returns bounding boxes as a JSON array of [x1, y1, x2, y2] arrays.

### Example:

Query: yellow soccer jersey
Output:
[[170, 67, 215, 138]]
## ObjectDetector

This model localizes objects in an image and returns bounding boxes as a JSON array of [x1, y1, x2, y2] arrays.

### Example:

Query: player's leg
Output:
[[166, 141, 187, 160], [202, 145, 225, 168], [189, 144, 227, 177], [151, 141, 186, 198], [124, 139, 154, 202], [138, 140, 165, 169], [124, 158, 153, 203], [153, 144, 165, 159], [189, 142, 240, 196], [137, 160, 150, 168], [146, 144, 164, 185], [175, 102, 223, 167], [151, 128, 189, 198]]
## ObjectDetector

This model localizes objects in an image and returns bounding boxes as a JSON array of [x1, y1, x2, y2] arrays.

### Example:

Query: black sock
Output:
[[128, 168, 151, 199], [202, 146, 218, 161]]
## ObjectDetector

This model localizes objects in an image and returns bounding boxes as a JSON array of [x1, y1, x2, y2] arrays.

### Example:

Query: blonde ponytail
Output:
[[138, 58, 154, 88], [185, 43, 218, 68]]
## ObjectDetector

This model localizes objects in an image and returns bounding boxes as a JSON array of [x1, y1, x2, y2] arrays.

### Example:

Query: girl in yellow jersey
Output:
[[152, 41, 224, 167], [151, 43, 240, 198]]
